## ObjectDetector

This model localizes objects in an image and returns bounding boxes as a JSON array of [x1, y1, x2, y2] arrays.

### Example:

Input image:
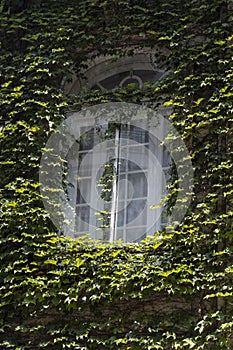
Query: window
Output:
[[64, 51, 167, 94], [64, 53, 170, 242]]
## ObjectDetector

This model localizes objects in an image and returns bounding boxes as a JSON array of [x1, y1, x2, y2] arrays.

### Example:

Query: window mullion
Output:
[[109, 126, 121, 243]]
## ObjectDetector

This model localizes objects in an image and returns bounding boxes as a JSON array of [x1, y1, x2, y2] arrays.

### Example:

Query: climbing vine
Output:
[[0, 0, 232, 349]]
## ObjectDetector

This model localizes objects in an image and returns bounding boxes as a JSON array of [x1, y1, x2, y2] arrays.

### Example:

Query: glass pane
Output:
[[126, 227, 147, 243], [118, 175, 126, 201], [99, 71, 129, 89], [78, 152, 92, 176], [128, 172, 147, 199], [76, 206, 90, 232], [116, 229, 124, 241], [147, 134, 161, 154], [120, 124, 130, 139], [129, 125, 148, 143], [79, 128, 94, 150], [77, 178, 91, 204], [127, 159, 141, 172], [116, 208, 125, 227], [127, 149, 148, 171], [126, 199, 147, 226], [118, 158, 127, 173]]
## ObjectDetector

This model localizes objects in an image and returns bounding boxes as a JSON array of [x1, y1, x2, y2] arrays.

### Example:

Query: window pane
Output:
[[76, 206, 90, 232], [116, 229, 123, 241], [126, 227, 147, 243], [116, 208, 125, 227], [77, 178, 91, 204], [99, 71, 129, 90], [120, 124, 130, 139], [128, 172, 147, 199], [127, 149, 148, 171], [126, 199, 147, 226], [78, 152, 92, 176], [79, 128, 94, 150], [118, 158, 127, 173], [118, 176, 126, 201], [129, 125, 148, 143]]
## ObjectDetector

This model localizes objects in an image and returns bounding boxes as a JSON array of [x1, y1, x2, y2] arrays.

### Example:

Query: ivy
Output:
[[0, 0, 232, 349]]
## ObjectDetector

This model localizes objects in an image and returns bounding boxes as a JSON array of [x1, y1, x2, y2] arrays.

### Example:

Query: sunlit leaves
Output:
[[0, 0, 232, 349]]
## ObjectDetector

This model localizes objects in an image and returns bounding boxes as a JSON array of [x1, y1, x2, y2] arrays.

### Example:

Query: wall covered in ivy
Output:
[[0, 0, 232, 349]]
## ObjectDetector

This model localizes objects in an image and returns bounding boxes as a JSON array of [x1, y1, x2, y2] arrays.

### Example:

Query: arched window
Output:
[[64, 52, 166, 93], [64, 52, 170, 243]]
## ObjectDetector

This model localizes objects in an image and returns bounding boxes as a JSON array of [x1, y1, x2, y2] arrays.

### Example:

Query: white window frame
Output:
[[63, 52, 170, 242]]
